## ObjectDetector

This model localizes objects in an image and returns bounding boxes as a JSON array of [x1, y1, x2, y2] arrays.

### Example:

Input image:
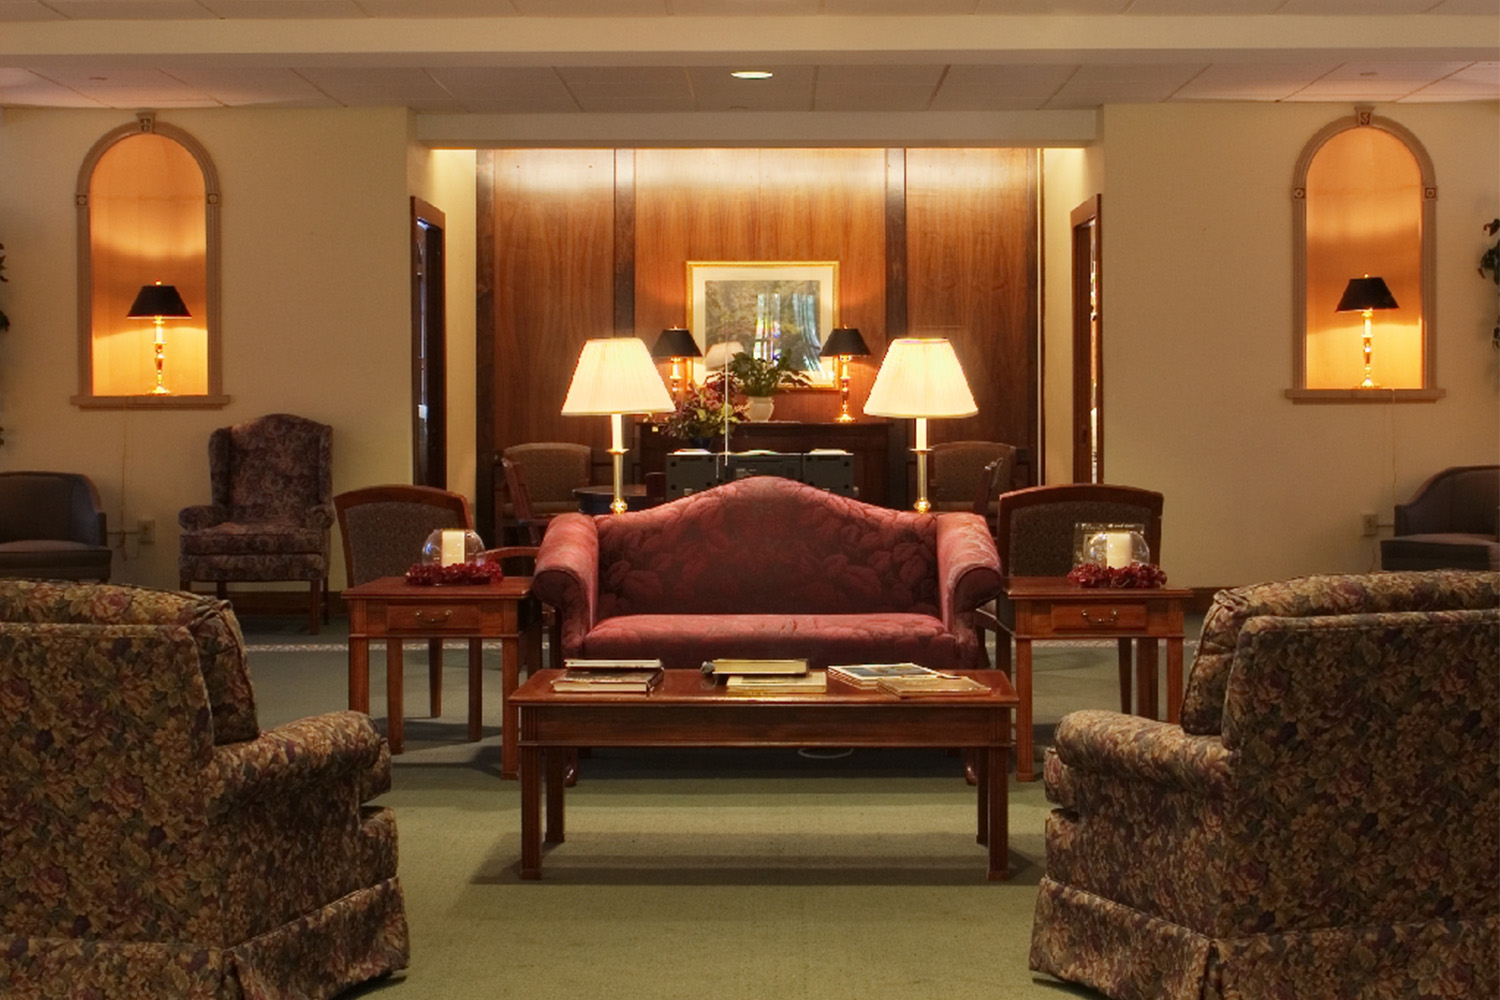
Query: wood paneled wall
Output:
[[476, 146, 1037, 531]]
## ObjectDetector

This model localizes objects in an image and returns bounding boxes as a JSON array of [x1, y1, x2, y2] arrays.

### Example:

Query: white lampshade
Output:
[[561, 337, 674, 416], [863, 337, 978, 419]]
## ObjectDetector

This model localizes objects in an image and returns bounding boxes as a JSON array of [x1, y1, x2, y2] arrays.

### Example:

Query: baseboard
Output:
[[182, 586, 347, 619]]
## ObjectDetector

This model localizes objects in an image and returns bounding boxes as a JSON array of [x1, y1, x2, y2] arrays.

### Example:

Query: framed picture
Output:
[[687, 260, 839, 387]]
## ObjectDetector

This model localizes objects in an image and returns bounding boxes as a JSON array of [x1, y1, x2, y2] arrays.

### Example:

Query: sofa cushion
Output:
[[1180, 570, 1500, 735], [178, 519, 325, 555], [594, 478, 942, 617], [578, 612, 970, 671]]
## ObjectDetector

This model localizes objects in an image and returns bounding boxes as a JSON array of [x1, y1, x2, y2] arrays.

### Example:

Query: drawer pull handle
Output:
[[415, 609, 453, 624], [1081, 608, 1119, 625]]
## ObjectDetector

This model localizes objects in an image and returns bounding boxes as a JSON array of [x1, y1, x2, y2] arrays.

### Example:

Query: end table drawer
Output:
[[387, 603, 482, 632], [1050, 603, 1147, 632]]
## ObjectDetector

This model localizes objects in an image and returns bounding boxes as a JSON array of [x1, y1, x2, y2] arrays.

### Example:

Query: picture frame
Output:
[[686, 260, 839, 387]]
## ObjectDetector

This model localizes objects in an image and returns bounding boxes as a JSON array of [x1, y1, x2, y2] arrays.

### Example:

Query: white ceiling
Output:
[[0, 0, 1494, 125]]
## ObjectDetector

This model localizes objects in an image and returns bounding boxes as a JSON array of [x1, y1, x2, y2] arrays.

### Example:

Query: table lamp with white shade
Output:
[[863, 337, 977, 513], [561, 337, 674, 514]]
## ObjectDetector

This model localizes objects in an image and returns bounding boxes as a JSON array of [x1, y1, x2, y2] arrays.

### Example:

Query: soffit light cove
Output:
[[731, 71, 773, 80]]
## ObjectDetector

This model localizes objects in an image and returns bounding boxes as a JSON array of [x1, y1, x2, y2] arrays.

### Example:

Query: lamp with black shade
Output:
[[649, 326, 701, 401], [127, 282, 191, 396], [822, 326, 870, 423], [1336, 275, 1399, 389]]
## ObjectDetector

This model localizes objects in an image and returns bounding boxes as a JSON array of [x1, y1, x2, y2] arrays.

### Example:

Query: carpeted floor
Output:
[[242, 615, 1199, 1000]]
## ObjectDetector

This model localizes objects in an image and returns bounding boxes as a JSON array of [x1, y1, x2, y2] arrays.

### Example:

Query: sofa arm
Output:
[[206, 710, 388, 816], [1054, 710, 1233, 798], [532, 513, 601, 654], [179, 504, 227, 531], [935, 513, 1002, 629]]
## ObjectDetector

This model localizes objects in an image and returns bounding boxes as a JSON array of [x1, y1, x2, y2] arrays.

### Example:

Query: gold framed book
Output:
[[723, 672, 827, 695], [701, 658, 810, 676], [552, 668, 663, 693], [874, 674, 991, 697], [827, 662, 938, 688], [563, 658, 664, 671]]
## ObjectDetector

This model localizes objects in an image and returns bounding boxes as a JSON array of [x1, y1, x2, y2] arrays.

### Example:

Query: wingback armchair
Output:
[[1380, 465, 1500, 571], [179, 413, 333, 634], [0, 580, 408, 999], [0, 470, 112, 582], [1030, 570, 1500, 1000]]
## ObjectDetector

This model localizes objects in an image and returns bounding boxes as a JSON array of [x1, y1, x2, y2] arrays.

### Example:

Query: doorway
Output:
[[1070, 195, 1102, 484], [411, 198, 447, 488]]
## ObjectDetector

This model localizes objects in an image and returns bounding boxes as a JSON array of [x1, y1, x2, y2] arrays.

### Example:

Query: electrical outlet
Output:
[[138, 519, 156, 544], [1360, 512, 1378, 537]]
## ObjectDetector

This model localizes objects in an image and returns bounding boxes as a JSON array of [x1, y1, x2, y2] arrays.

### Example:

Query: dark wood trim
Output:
[[411, 197, 448, 488], [613, 149, 636, 338], [475, 151, 498, 546], [884, 148, 908, 343], [1070, 194, 1102, 484]]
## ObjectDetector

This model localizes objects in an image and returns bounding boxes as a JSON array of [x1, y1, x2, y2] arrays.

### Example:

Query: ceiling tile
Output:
[[930, 64, 1076, 110], [0, 68, 105, 104], [1171, 61, 1339, 101], [814, 63, 944, 111], [670, 0, 820, 13], [30, 67, 219, 106], [1044, 63, 1207, 107], [1278, 0, 1435, 12], [557, 66, 695, 112], [294, 66, 459, 105], [821, 0, 979, 12], [354, 0, 519, 14], [688, 65, 815, 111], [0, 2, 65, 20], [165, 66, 339, 105], [1424, 0, 1500, 12], [1127, 0, 1282, 10], [507, 0, 665, 14], [974, 0, 1131, 12], [1317, 60, 1474, 85], [198, 0, 365, 17], [427, 66, 579, 112], [44, 1, 216, 17]]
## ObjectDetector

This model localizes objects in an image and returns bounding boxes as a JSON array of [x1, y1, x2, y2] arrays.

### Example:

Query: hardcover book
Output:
[[723, 672, 827, 695], [827, 662, 938, 688], [702, 658, 810, 676], [874, 674, 990, 697], [552, 668, 663, 693]]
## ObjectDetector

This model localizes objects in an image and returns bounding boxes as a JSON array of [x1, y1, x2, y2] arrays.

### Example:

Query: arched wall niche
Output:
[[73, 112, 227, 408], [1288, 106, 1442, 403]]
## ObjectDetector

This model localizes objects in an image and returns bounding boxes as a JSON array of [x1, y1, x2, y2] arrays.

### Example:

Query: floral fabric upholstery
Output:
[[1030, 573, 1499, 1000], [1180, 569, 1500, 734], [179, 413, 333, 587], [0, 586, 408, 999], [0, 579, 259, 745], [533, 476, 1002, 670]]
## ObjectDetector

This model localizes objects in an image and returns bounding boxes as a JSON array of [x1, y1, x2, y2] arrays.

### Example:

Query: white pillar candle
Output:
[[1104, 531, 1132, 569], [439, 528, 466, 567]]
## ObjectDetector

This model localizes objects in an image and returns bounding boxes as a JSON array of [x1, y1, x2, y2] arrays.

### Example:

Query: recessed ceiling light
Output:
[[731, 71, 773, 80]]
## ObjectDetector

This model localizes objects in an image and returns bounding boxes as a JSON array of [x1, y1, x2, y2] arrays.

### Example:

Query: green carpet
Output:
[[242, 616, 1197, 999]]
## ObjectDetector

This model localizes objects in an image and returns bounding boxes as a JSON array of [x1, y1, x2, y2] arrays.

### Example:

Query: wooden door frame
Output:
[[1070, 195, 1102, 484], [411, 197, 447, 488]]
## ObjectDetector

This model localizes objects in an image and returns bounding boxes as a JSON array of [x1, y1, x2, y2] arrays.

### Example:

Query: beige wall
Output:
[[1099, 101, 1500, 588], [0, 106, 416, 590]]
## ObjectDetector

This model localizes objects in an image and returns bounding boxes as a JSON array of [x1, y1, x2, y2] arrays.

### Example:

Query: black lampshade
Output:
[[823, 327, 870, 357], [127, 283, 191, 319], [1335, 276, 1399, 313], [650, 327, 701, 359]]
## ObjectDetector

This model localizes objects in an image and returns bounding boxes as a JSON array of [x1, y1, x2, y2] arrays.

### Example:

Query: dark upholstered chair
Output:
[[501, 441, 592, 518], [1380, 465, 1499, 571], [996, 482, 1163, 578], [0, 471, 112, 582], [178, 413, 333, 634], [1031, 570, 1500, 1000], [0, 580, 408, 997], [930, 440, 1017, 520]]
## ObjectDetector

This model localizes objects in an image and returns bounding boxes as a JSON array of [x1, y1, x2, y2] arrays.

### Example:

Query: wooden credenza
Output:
[[635, 420, 907, 508]]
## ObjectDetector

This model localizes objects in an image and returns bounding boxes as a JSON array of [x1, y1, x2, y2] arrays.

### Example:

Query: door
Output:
[[411, 198, 447, 488], [1071, 195, 1102, 484]]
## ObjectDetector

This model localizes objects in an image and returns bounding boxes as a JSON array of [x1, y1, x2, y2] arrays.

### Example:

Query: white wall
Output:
[[0, 106, 416, 589], [1100, 101, 1500, 588]]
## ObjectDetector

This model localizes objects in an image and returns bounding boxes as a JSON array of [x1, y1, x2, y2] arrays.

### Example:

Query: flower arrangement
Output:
[[721, 351, 810, 396], [659, 381, 746, 441], [1480, 218, 1499, 348], [1067, 562, 1168, 589], [405, 560, 506, 586]]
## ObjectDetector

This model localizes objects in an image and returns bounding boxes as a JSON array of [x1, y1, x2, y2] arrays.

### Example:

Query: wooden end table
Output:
[[994, 577, 1191, 783], [510, 668, 1018, 881], [344, 575, 539, 777]]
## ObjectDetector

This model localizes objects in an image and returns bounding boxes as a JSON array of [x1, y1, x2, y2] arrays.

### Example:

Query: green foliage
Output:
[[0, 241, 8, 333], [722, 351, 811, 396], [1483, 220, 1500, 348]]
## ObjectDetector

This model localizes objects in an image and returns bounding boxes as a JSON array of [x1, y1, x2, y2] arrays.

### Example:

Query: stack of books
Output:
[[827, 662, 940, 688], [552, 658, 664, 693], [829, 662, 991, 696], [700, 657, 827, 695]]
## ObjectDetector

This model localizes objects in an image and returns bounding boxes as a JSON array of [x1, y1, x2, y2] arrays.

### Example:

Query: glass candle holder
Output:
[[421, 528, 485, 567], [1074, 522, 1150, 569]]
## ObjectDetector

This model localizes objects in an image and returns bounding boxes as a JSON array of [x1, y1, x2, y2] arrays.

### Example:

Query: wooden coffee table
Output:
[[992, 576, 1191, 783], [509, 668, 1018, 881], [344, 575, 539, 776]]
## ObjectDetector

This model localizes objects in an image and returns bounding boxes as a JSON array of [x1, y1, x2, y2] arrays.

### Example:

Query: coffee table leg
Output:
[[520, 741, 541, 879], [1116, 638, 1133, 713], [385, 638, 404, 755], [545, 747, 567, 844], [349, 636, 370, 714], [986, 743, 1010, 881], [501, 635, 520, 780], [467, 638, 483, 742], [1167, 637, 1184, 724], [428, 638, 443, 717], [1016, 638, 1034, 782], [975, 747, 989, 846]]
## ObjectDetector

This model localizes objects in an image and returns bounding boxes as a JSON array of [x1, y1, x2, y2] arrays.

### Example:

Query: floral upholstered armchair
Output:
[[179, 413, 334, 634], [0, 580, 408, 999], [1030, 570, 1499, 1000]]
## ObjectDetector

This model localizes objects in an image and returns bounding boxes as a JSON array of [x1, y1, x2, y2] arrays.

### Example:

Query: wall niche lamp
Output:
[[1335, 275, 1399, 389], [822, 327, 870, 423], [127, 282, 191, 396], [649, 327, 701, 401]]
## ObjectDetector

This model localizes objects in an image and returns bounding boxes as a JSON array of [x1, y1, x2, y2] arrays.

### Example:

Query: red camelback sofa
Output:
[[532, 476, 1002, 671]]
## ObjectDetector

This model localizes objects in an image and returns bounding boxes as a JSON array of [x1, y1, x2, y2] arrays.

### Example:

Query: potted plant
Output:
[[658, 381, 745, 447], [0, 242, 9, 333], [1480, 219, 1499, 348], [718, 351, 810, 421]]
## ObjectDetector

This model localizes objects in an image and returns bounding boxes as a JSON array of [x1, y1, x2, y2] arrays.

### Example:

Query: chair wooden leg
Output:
[[215, 581, 227, 601], [309, 578, 321, 636]]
